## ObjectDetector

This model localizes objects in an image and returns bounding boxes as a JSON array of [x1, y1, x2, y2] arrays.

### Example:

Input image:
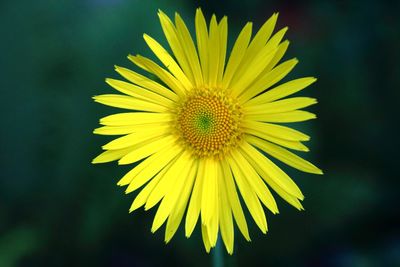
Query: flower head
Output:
[[93, 8, 323, 254]]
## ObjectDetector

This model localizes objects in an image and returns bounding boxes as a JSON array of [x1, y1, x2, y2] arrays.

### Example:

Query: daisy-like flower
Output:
[[93, 8, 323, 254]]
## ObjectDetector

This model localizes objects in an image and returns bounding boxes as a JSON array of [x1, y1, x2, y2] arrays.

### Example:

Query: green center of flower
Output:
[[176, 88, 242, 157]]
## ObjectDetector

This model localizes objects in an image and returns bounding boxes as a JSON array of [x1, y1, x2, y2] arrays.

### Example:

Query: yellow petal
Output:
[[220, 160, 250, 241], [222, 22, 252, 90], [201, 223, 211, 253], [240, 141, 304, 199], [93, 125, 137, 136], [218, 162, 234, 254], [185, 158, 204, 237], [208, 15, 219, 87], [151, 151, 193, 233], [239, 58, 299, 103], [99, 112, 173, 126], [231, 149, 278, 214], [118, 143, 181, 187], [217, 16, 228, 85], [243, 121, 310, 141], [93, 94, 168, 113], [129, 162, 170, 212], [164, 161, 198, 243], [195, 8, 209, 85], [230, 26, 287, 96], [244, 97, 317, 114], [143, 34, 193, 90], [105, 78, 174, 107], [249, 77, 317, 105], [101, 131, 168, 150], [246, 135, 323, 175], [157, 10, 195, 84], [245, 110, 316, 123], [92, 146, 133, 164], [240, 13, 278, 66], [114, 65, 178, 102], [118, 135, 176, 165], [201, 157, 218, 226], [227, 154, 268, 233], [128, 55, 186, 97], [243, 148, 304, 210], [174, 12, 203, 87]]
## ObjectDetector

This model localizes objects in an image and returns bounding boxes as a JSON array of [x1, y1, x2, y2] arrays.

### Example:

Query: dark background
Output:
[[1, 0, 399, 266]]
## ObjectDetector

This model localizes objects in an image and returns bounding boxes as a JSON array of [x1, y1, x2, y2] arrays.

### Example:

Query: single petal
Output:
[[164, 161, 198, 243], [106, 78, 174, 107], [222, 22, 252, 90], [246, 135, 323, 175], [240, 141, 304, 200], [239, 58, 299, 103], [99, 112, 173, 126], [114, 65, 178, 102], [244, 97, 317, 114], [93, 94, 168, 113], [245, 110, 317, 123], [143, 34, 193, 90], [242, 121, 310, 141], [227, 154, 268, 233]]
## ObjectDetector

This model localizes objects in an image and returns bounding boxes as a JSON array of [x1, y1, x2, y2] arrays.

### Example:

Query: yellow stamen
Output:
[[175, 88, 242, 157]]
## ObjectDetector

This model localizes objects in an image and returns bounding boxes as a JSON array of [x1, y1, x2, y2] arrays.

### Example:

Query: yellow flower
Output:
[[93, 8, 323, 254]]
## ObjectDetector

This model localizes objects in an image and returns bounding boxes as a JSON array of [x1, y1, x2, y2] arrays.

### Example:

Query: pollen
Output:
[[175, 88, 243, 157]]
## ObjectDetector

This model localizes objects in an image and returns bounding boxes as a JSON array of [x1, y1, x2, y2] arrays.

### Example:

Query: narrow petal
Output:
[[101, 130, 168, 150], [114, 65, 178, 102], [158, 10, 195, 84], [246, 135, 323, 174], [93, 94, 169, 113], [246, 77, 317, 105], [92, 146, 134, 164], [93, 124, 168, 136], [105, 78, 174, 107], [99, 112, 173, 126], [201, 223, 211, 253], [151, 151, 194, 233], [208, 15, 219, 87], [218, 162, 234, 254], [195, 8, 209, 84], [201, 158, 219, 235], [129, 55, 186, 97], [118, 143, 181, 187], [240, 13, 278, 64], [227, 154, 268, 233], [244, 97, 317, 114], [174, 12, 204, 87], [244, 131, 309, 152], [231, 149, 278, 214], [243, 147, 305, 210], [185, 159, 205, 237], [221, 160, 251, 241], [222, 22, 253, 90], [217, 16, 228, 85], [129, 161, 171, 212], [240, 141, 304, 199], [243, 121, 310, 141], [118, 135, 176, 165], [239, 58, 299, 103], [164, 161, 198, 243], [230, 26, 288, 96], [245, 110, 317, 123], [143, 34, 193, 90]]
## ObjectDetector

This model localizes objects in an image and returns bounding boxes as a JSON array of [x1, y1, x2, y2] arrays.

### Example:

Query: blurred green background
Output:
[[1, 0, 399, 266]]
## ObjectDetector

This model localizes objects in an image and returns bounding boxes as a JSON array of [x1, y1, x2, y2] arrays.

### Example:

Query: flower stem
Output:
[[212, 237, 224, 267]]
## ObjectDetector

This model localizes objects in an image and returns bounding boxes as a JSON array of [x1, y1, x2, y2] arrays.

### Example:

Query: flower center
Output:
[[175, 88, 242, 157]]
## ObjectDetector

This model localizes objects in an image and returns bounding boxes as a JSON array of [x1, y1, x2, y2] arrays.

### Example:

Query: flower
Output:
[[92, 8, 323, 254]]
